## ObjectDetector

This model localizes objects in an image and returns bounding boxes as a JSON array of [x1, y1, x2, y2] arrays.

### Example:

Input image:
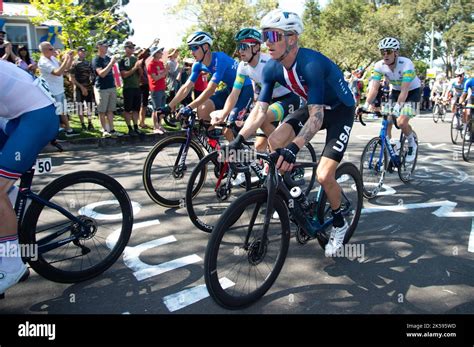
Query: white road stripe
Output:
[[163, 277, 235, 312], [133, 254, 202, 281], [468, 218, 474, 253]]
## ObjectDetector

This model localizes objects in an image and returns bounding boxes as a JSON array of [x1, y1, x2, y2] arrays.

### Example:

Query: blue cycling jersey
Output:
[[450, 78, 467, 96], [258, 48, 355, 108], [189, 52, 252, 88], [463, 77, 474, 94]]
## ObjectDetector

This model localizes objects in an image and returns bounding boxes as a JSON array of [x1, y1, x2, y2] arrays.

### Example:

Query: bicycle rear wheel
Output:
[[360, 137, 387, 199], [204, 189, 290, 309], [21, 171, 133, 283], [186, 151, 251, 233], [398, 131, 418, 183], [143, 135, 205, 207], [462, 121, 473, 162], [316, 162, 363, 250]]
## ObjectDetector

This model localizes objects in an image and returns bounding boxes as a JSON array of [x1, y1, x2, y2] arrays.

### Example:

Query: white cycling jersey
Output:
[[234, 53, 290, 98], [372, 56, 421, 91], [0, 60, 54, 120]]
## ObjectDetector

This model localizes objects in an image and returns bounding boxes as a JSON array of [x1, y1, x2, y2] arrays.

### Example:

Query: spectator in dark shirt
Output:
[[421, 81, 431, 111], [0, 30, 18, 63], [70, 46, 95, 131], [92, 40, 122, 138]]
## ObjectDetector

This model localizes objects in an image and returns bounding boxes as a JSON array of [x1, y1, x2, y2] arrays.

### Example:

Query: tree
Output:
[[169, 0, 278, 56], [30, 0, 131, 53]]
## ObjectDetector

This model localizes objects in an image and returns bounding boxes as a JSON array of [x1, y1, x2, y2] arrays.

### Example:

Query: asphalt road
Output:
[[1, 112, 473, 315]]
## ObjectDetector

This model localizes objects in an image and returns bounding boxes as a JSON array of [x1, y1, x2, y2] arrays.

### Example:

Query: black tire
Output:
[[432, 105, 439, 123], [398, 131, 418, 183], [143, 135, 205, 207], [451, 113, 462, 145], [204, 189, 291, 309], [360, 137, 388, 199], [316, 162, 363, 250], [20, 171, 133, 283], [186, 151, 251, 233], [462, 121, 472, 162]]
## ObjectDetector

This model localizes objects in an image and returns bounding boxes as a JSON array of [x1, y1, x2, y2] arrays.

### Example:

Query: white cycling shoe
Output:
[[232, 172, 246, 186], [0, 263, 29, 298], [405, 143, 417, 163], [325, 221, 349, 257]]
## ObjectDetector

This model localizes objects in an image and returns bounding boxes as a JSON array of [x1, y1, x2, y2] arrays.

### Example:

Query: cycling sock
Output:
[[407, 132, 416, 146], [0, 235, 23, 272], [127, 125, 133, 132], [133, 124, 139, 131], [331, 206, 345, 228]]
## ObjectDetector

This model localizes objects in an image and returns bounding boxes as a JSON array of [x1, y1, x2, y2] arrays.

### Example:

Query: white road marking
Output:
[[468, 219, 474, 253], [133, 254, 202, 281], [106, 219, 161, 250], [163, 277, 235, 312], [79, 200, 142, 220]]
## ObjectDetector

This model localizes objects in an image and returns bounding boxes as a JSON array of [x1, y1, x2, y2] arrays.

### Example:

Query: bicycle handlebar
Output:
[[357, 108, 400, 129]]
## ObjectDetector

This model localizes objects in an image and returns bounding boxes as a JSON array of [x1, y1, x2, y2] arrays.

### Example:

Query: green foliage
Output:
[[30, 0, 131, 54], [169, 0, 278, 56]]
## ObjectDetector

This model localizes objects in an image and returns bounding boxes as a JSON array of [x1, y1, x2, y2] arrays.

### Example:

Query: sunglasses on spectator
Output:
[[262, 30, 294, 43], [189, 45, 200, 52], [380, 49, 394, 56], [237, 42, 256, 51]]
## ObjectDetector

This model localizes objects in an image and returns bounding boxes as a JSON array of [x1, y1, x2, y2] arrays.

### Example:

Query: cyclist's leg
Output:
[[0, 104, 58, 293], [318, 105, 355, 256], [225, 85, 254, 141], [201, 89, 228, 122], [268, 105, 309, 151]]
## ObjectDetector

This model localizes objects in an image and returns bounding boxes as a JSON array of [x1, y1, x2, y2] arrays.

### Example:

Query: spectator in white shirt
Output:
[[38, 41, 79, 137]]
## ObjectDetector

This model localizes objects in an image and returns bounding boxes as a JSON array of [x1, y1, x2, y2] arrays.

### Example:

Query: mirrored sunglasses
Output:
[[189, 45, 200, 52], [380, 49, 394, 56], [237, 42, 256, 51]]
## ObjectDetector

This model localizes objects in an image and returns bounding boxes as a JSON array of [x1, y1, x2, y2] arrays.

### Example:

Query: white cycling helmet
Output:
[[455, 67, 465, 75], [378, 37, 400, 50], [187, 31, 213, 46], [260, 9, 303, 35]]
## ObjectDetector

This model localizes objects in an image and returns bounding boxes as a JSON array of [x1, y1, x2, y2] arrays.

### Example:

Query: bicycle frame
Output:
[[16, 169, 95, 255]]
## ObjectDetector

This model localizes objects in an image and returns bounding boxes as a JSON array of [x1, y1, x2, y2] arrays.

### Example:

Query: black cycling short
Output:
[[123, 87, 142, 112], [390, 87, 421, 103], [283, 104, 355, 162]]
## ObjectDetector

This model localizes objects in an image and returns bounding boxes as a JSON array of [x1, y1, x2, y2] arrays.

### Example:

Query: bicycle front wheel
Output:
[[360, 137, 387, 199], [143, 135, 205, 207], [432, 105, 439, 123], [451, 113, 462, 144], [204, 188, 291, 309], [462, 121, 472, 162], [21, 171, 133, 283], [398, 131, 418, 183], [186, 151, 250, 233], [316, 162, 363, 250]]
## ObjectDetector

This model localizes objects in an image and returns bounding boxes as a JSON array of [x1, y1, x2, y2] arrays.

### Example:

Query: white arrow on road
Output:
[[362, 200, 474, 252]]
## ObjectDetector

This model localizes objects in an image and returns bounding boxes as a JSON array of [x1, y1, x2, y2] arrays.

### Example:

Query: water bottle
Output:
[[290, 186, 310, 211], [7, 185, 19, 207]]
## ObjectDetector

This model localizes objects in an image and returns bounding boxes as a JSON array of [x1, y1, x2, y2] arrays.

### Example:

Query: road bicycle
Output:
[[432, 97, 447, 123], [462, 106, 473, 162], [1, 160, 133, 298], [142, 110, 228, 207], [358, 109, 418, 199], [451, 103, 465, 145], [203, 151, 363, 309], [185, 139, 316, 233]]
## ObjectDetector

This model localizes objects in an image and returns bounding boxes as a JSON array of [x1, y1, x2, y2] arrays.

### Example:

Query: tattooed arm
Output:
[[293, 104, 324, 149]]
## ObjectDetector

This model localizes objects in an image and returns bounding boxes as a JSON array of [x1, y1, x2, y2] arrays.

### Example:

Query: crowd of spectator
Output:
[[0, 31, 209, 139]]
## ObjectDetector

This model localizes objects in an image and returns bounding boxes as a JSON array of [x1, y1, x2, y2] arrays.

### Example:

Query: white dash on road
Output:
[[163, 277, 235, 312], [468, 218, 474, 253], [133, 254, 202, 281]]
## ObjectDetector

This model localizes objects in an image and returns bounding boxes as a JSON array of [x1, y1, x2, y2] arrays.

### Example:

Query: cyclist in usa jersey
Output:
[[164, 31, 253, 124], [228, 10, 355, 257], [211, 28, 300, 151], [0, 60, 59, 296], [459, 76, 474, 127], [361, 37, 421, 162]]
